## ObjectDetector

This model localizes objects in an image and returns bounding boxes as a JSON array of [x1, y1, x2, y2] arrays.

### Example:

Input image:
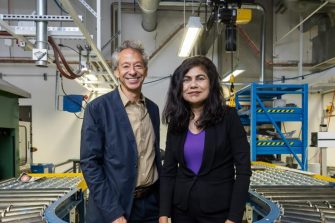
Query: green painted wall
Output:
[[0, 91, 19, 180]]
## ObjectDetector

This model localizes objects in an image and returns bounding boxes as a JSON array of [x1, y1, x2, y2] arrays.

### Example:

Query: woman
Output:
[[159, 56, 251, 223]]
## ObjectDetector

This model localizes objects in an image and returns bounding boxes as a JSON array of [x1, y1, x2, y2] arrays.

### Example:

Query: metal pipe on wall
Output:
[[97, 0, 101, 50], [118, 0, 122, 46], [35, 0, 48, 67]]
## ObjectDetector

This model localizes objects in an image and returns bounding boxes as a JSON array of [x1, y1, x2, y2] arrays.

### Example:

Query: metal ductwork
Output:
[[138, 0, 160, 32]]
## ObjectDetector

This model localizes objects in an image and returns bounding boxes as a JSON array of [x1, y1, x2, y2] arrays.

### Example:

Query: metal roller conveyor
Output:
[[0, 208, 45, 217], [250, 163, 335, 223], [0, 196, 60, 201], [0, 212, 42, 222], [0, 177, 81, 190], [283, 207, 335, 214], [0, 189, 70, 194], [0, 174, 86, 223], [1, 206, 45, 214], [0, 193, 64, 198], [0, 201, 51, 206], [0, 216, 46, 223]]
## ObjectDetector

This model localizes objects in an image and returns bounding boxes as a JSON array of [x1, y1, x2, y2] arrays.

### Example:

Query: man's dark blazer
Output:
[[160, 107, 251, 223], [80, 89, 161, 223]]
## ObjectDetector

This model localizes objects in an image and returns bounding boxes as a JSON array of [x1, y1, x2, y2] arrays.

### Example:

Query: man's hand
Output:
[[159, 216, 169, 223], [112, 216, 127, 223]]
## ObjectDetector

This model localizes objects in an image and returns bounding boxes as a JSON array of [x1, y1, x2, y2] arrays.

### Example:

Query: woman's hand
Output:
[[112, 216, 127, 223], [159, 216, 169, 223]]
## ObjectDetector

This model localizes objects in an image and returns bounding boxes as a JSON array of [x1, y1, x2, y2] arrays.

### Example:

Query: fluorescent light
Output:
[[178, 17, 203, 57], [85, 74, 98, 81], [222, 69, 245, 82]]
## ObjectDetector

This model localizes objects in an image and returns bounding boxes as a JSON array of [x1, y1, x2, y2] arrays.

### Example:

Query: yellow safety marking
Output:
[[313, 175, 335, 182], [29, 173, 87, 191], [30, 173, 82, 178], [256, 141, 296, 146], [236, 9, 252, 24], [252, 161, 277, 168]]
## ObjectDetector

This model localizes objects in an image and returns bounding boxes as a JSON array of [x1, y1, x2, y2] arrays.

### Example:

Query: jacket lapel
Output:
[[198, 126, 216, 175], [146, 101, 159, 142]]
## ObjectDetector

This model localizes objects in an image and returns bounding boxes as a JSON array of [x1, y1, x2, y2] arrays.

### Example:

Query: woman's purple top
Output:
[[183, 130, 205, 174]]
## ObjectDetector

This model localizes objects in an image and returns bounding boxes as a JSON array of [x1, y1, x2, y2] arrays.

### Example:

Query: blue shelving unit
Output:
[[234, 83, 308, 170]]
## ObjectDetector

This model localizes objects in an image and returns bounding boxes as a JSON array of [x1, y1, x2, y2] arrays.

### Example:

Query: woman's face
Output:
[[182, 66, 210, 108]]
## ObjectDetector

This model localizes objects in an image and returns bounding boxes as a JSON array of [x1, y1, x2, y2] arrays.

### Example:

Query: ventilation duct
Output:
[[138, 0, 160, 32]]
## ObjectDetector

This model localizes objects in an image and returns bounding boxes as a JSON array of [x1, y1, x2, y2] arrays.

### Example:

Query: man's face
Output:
[[114, 48, 147, 95]]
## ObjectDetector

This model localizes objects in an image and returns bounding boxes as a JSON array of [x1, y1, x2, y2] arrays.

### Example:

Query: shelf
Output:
[[239, 107, 303, 124], [256, 140, 303, 154], [235, 83, 308, 170]]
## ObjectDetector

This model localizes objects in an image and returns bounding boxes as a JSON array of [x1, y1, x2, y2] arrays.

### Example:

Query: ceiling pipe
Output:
[[35, 0, 48, 67], [138, 0, 161, 32]]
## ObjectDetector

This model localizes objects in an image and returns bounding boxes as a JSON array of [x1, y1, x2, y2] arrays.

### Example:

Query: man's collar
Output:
[[118, 86, 145, 107]]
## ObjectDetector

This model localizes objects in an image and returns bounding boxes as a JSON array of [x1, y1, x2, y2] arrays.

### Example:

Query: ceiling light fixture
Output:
[[178, 16, 203, 57], [222, 69, 245, 82]]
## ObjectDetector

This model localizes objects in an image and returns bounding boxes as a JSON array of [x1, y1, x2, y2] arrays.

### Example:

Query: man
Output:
[[80, 40, 161, 223]]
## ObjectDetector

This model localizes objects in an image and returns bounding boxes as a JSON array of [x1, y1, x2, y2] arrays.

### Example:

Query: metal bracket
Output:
[[0, 25, 85, 39], [245, 203, 253, 223], [69, 205, 78, 223], [0, 14, 81, 22], [78, 0, 97, 17]]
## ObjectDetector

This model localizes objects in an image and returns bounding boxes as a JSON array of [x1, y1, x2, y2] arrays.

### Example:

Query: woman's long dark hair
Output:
[[163, 55, 227, 133]]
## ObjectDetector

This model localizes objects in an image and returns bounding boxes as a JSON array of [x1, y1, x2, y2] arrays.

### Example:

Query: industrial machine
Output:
[[0, 79, 31, 180]]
